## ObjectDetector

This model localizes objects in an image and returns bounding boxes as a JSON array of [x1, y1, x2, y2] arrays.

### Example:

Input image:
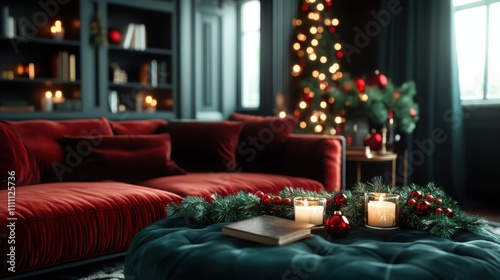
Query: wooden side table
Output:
[[346, 147, 398, 186]]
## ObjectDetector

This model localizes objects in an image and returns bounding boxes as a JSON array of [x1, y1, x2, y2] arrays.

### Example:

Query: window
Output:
[[453, 0, 500, 101], [239, 0, 260, 108]]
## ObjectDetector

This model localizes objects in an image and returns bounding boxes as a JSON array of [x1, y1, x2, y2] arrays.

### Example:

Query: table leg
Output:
[[356, 162, 361, 182], [391, 158, 396, 187], [404, 150, 408, 186]]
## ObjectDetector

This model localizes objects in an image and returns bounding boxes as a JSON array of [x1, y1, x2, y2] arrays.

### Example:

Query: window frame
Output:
[[453, 0, 500, 105], [236, 0, 261, 110]]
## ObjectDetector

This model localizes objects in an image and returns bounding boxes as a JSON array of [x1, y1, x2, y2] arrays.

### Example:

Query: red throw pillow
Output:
[[0, 122, 41, 189], [5, 118, 114, 183], [161, 121, 244, 172], [59, 134, 185, 182], [228, 113, 297, 166], [110, 119, 168, 135]]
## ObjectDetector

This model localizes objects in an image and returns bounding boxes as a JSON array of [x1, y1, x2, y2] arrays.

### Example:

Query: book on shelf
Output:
[[0, 105, 35, 113], [52, 51, 76, 81], [121, 23, 147, 50], [221, 215, 314, 246], [139, 59, 160, 87]]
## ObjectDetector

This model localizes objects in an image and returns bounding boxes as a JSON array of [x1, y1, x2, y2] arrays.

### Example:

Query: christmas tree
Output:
[[291, 0, 419, 137]]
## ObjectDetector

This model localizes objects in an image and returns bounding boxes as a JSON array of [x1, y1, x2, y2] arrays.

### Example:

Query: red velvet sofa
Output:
[[0, 115, 344, 278]]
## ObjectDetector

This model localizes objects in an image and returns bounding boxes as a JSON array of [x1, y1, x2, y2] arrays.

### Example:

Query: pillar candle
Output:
[[294, 197, 325, 226], [367, 200, 396, 227]]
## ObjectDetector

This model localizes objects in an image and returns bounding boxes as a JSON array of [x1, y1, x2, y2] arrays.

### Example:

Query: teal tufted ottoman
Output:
[[125, 218, 500, 280]]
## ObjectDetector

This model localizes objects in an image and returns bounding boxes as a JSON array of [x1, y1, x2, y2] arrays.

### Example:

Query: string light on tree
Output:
[[291, 0, 419, 136]]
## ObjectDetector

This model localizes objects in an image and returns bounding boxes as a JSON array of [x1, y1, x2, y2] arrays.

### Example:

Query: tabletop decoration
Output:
[[166, 178, 488, 239]]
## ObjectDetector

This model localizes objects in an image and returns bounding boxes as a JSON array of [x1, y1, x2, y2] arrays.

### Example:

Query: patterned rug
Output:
[[30, 258, 125, 280]]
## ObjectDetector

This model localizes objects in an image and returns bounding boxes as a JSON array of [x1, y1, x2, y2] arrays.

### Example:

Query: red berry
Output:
[[407, 198, 417, 205], [444, 208, 453, 218], [410, 191, 422, 199], [415, 201, 431, 216], [255, 191, 264, 198], [283, 198, 292, 205], [333, 193, 347, 208], [261, 194, 272, 204], [435, 207, 443, 214], [204, 194, 214, 202], [425, 195, 434, 202], [435, 198, 442, 205], [273, 196, 282, 205]]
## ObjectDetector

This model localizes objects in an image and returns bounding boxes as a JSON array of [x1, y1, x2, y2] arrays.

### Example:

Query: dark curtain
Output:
[[379, 0, 467, 203]]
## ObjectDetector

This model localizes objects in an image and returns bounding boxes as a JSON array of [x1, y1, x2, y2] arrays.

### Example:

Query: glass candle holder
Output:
[[294, 197, 326, 226], [364, 192, 399, 229]]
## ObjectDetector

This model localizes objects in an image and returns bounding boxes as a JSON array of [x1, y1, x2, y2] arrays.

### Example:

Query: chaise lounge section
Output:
[[0, 116, 345, 278]]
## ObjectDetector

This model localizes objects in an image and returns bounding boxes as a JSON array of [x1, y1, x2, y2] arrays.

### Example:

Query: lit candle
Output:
[[41, 91, 53, 112], [294, 197, 325, 226], [365, 193, 399, 229], [50, 20, 64, 40], [144, 95, 157, 112], [52, 90, 65, 104]]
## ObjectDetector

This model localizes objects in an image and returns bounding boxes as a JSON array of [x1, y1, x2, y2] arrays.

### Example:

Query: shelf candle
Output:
[[144, 95, 157, 112], [53, 90, 65, 103], [50, 20, 64, 40], [41, 91, 53, 112], [294, 197, 326, 226], [365, 193, 399, 229]]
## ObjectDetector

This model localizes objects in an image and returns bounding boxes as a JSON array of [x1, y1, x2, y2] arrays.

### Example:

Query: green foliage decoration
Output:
[[166, 178, 488, 239]]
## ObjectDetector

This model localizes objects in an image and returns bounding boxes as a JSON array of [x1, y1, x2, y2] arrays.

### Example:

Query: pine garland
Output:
[[166, 178, 488, 239]]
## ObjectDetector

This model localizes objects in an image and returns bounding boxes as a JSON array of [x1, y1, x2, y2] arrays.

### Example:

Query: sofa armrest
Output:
[[281, 134, 345, 193]]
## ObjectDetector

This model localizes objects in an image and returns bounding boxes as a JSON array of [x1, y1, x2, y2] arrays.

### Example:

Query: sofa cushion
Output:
[[161, 121, 244, 172], [59, 134, 186, 182], [0, 122, 40, 189], [228, 113, 296, 168], [0, 182, 182, 275], [137, 172, 325, 197], [4, 118, 113, 183], [110, 119, 167, 135]]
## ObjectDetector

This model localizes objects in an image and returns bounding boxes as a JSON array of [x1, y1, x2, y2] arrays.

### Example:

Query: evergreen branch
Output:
[[165, 177, 488, 239]]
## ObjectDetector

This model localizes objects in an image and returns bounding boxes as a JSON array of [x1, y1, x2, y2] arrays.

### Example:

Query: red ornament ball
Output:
[[273, 196, 282, 205], [444, 208, 454, 218], [366, 73, 388, 88], [325, 211, 350, 238], [333, 193, 347, 209], [435, 198, 443, 205], [415, 200, 431, 216], [354, 78, 366, 93], [407, 198, 416, 205], [409, 108, 417, 118], [425, 194, 434, 202], [283, 198, 292, 205], [108, 28, 121, 44], [363, 132, 382, 151], [261, 194, 272, 204], [204, 194, 214, 202], [255, 191, 264, 198], [410, 190, 422, 199], [435, 207, 443, 214]]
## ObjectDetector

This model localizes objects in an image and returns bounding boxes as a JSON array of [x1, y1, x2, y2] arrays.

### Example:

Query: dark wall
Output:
[[463, 105, 500, 206]]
